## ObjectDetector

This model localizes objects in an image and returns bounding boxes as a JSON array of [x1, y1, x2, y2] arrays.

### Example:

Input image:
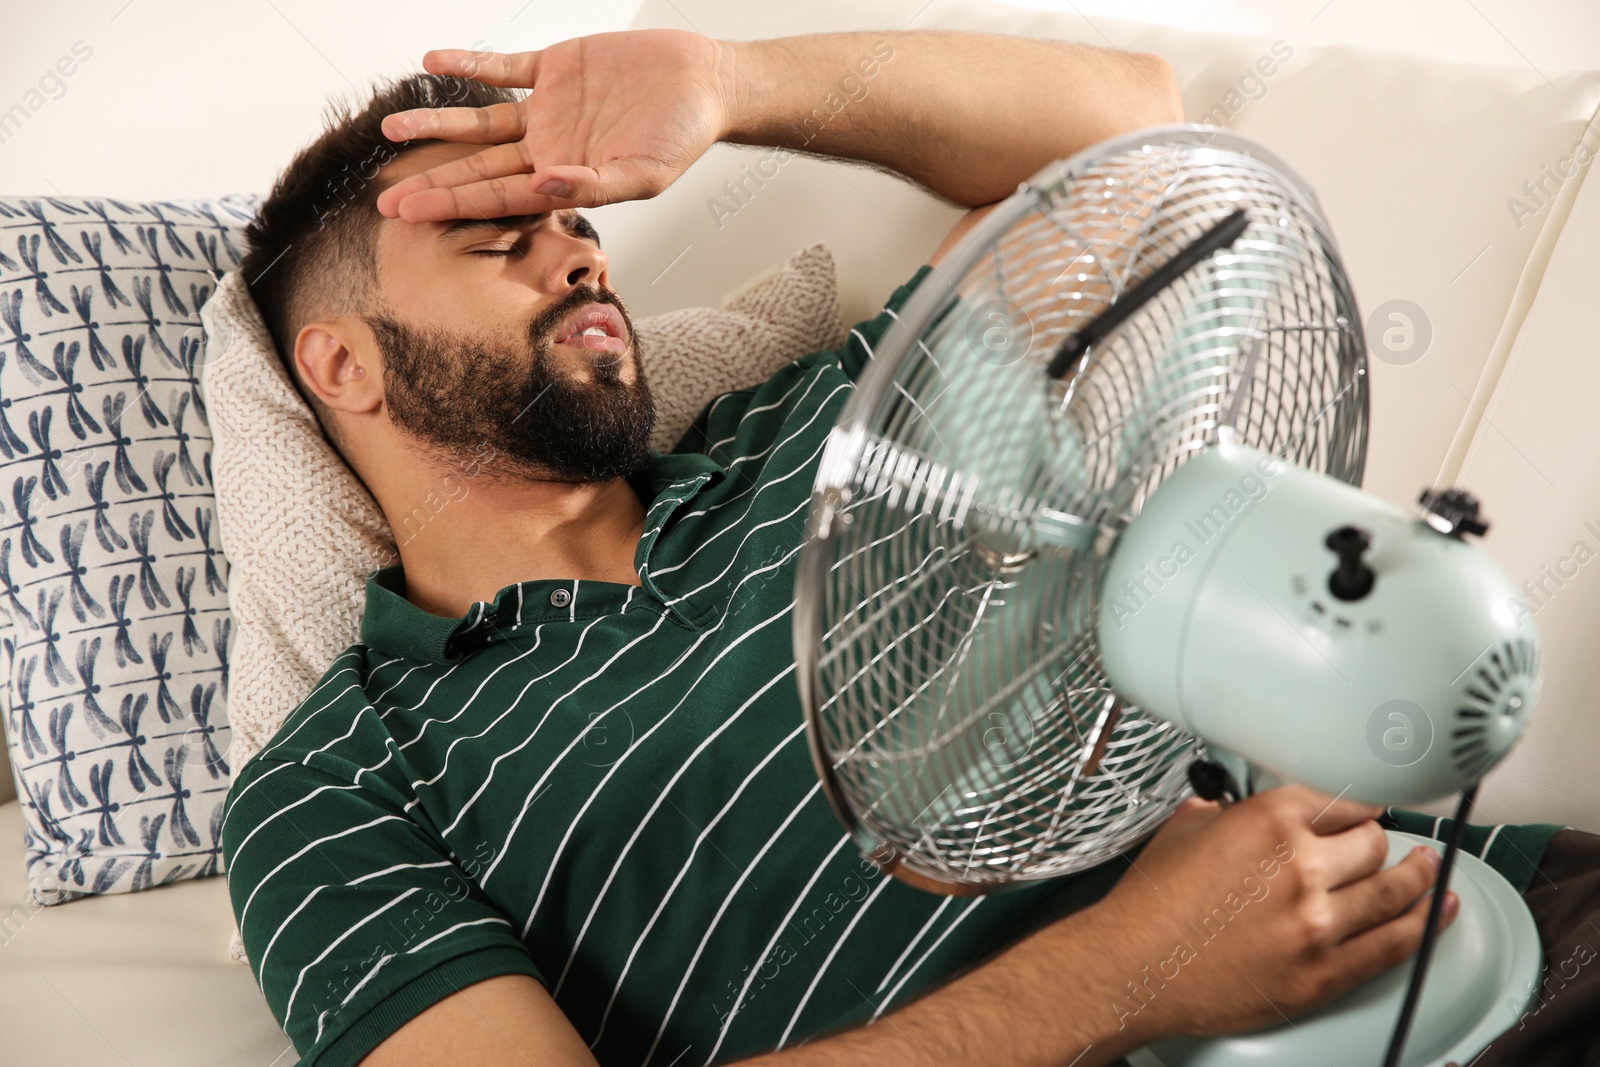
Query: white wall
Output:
[[2, 0, 1593, 315], [2, 0, 1593, 202], [1019, 0, 1598, 73], [0, 0, 651, 200]]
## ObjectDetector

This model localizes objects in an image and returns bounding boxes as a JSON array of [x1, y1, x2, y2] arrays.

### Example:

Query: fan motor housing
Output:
[[1095, 442, 1538, 805]]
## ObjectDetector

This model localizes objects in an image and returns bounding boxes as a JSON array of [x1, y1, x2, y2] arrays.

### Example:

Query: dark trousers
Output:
[[1474, 829, 1600, 1066]]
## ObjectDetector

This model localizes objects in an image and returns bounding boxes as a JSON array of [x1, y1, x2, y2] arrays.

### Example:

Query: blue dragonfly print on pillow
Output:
[[0, 194, 254, 904]]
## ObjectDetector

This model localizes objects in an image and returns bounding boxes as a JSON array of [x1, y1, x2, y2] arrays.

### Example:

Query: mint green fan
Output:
[[793, 127, 1541, 1066]]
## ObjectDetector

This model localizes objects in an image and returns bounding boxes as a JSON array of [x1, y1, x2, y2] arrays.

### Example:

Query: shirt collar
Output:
[[359, 450, 726, 663]]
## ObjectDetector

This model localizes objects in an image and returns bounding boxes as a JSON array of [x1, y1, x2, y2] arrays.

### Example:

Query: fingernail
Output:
[[1443, 891, 1459, 919], [1419, 846, 1442, 868], [537, 178, 571, 198]]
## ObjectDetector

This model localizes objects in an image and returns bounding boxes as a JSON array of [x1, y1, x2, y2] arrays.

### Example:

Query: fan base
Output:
[[1126, 831, 1541, 1067]]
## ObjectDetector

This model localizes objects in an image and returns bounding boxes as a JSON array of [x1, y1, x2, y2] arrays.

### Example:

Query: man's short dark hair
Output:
[[238, 73, 518, 453]]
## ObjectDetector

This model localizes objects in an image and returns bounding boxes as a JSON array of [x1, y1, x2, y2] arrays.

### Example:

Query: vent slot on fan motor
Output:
[[1452, 636, 1539, 779]]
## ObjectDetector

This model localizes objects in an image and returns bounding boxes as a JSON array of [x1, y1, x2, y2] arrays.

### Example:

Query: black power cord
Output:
[[1044, 208, 1251, 380], [1381, 782, 1480, 1067]]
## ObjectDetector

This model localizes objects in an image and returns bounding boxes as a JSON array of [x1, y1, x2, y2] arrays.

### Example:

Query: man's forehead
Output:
[[379, 139, 481, 186], [375, 141, 581, 236]]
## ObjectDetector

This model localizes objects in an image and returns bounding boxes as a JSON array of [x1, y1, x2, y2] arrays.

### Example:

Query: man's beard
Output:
[[365, 284, 655, 484]]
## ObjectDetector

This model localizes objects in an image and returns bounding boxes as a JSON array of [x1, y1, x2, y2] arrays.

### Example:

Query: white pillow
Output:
[[198, 242, 844, 778]]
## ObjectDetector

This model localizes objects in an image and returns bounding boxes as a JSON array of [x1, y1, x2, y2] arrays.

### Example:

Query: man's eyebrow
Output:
[[435, 213, 546, 240], [435, 210, 601, 247]]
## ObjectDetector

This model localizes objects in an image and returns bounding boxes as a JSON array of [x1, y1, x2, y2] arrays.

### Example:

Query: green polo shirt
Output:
[[222, 262, 1562, 1067], [221, 264, 1136, 1067]]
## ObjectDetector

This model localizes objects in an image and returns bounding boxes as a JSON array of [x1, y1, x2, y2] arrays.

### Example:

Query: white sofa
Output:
[[3, 0, 1598, 1061]]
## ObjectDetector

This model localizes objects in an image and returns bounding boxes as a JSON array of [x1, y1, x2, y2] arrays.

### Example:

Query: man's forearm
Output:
[[728, 903, 1153, 1067], [716, 30, 1184, 207]]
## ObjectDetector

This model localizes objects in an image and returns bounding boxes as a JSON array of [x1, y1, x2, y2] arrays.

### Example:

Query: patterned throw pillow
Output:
[[0, 194, 254, 904]]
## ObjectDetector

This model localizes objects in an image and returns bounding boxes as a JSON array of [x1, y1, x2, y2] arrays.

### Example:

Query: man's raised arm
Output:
[[373, 29, 1182, 222], [718, 30, 1182, 208]]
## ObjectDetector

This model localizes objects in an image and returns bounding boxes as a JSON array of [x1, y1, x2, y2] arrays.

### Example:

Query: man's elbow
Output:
[[1128, 51, 1185, 128]]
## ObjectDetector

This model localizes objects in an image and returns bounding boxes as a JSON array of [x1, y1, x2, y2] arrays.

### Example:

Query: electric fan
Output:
[[792, 126, 1542, 1066]]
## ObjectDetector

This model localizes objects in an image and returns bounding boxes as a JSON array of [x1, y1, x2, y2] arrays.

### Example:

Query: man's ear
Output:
[[294, 321, 382, 415]]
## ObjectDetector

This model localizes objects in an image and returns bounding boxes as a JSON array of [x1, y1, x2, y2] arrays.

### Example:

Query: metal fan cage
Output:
[[795, 127, 1369, 891]]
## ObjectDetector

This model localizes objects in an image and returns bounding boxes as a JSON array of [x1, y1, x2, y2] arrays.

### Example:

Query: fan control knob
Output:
[[1418, 487, 1490, 540], [1326, 524, 1375, 601]]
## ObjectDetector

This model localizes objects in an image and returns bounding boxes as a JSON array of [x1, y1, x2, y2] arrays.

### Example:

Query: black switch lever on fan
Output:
[[1326, 524, 1375, 601]]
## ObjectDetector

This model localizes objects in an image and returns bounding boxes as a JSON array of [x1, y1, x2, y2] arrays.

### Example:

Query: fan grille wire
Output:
[[806, 135, 1369, 888]]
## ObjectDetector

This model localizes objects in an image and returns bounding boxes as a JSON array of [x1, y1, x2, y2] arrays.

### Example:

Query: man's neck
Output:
[[379, 465, 649, 620]]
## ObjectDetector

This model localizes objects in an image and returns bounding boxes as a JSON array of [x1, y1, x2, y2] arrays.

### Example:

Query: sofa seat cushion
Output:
[[0, 799, 286, 1065]]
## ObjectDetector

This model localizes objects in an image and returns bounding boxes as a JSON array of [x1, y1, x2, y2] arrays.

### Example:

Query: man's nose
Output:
[[549, 236, 608, 294]]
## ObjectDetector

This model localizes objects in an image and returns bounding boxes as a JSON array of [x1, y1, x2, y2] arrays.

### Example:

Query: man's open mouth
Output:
[[554, 302, 629, 354]]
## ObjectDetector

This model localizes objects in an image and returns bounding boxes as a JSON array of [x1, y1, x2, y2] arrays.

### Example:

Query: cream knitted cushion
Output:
[[197, 241, 843, 776]]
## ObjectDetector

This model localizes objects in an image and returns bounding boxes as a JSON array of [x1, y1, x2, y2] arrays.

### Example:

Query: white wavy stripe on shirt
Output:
[[700, 316, 877, 465], [649, 470, 960, 1055], [380, 655, 492, 739], [462, 611, 677, 851], [582, 709, 807, 1049], [400, 624, 557, 759], [874, 898, 954, 999], [704, 371, 814, 456], [870, 897, 987, 1024], [406, 914, 514, 954], [284, 885, 423, 1031], [776, 874, 896, 1049], [312, 700, 379, 754], [512, 537, 806, 915], [664, 490, 821, 609], [696, 796, 847, 1065], [228, 779, 361, 895], [703, 387, 743, 424], [254, 658, 368, 759], [368, 659, 434, 711], [238, 814, 409, 944], [666, 429, 805, 532], [221, 758, 299, 835], [393, 627, 556, 751], [256, 883, 330, 984], [654, 385, 848, 585], [682, 374, 830, 506], [557, 657, 799, 986], [350, 859, 455, 886]]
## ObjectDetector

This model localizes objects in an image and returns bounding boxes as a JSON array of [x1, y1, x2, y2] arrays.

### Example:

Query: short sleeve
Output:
[[222, 755, 544, 1067]]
